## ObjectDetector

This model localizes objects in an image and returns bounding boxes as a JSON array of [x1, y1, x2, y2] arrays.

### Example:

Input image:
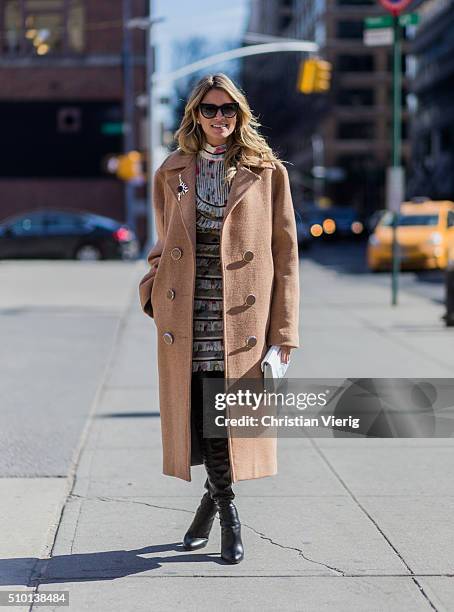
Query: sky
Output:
[[153, 0, 251, 75]]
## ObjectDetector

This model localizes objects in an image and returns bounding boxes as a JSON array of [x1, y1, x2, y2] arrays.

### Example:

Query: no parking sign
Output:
[[379, 0, 413, 15]]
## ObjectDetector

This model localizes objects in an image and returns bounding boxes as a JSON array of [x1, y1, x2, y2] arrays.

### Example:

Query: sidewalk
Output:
[[6, 258, 454, 611]]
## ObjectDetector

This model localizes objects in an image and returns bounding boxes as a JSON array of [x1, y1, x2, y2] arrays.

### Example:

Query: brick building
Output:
[[0, 0, 147, 237]]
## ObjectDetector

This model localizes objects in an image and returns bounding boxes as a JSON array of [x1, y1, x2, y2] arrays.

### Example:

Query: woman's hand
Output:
[[277, 345, 292, 364], [149, 260, 159, 280]]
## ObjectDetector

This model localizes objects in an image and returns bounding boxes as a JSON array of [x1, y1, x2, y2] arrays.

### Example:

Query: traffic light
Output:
[[313, 59, 332, 92], [297, 58, 332, 94], [116, 151, 144, 181]]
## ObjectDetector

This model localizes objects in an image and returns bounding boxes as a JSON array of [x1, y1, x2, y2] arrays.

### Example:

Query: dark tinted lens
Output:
[[222, 103, 238, 118], [200, 104, 217, 118]]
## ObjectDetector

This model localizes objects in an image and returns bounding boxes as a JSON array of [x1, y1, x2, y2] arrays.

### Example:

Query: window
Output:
[[3, 0, 85, 56], [387, 52, 407, 72], [441, 126, 454, 152], [381, 212, 439, 227], [387, 119, 408, 139], [337, 88, 375, 106], [337, 20, 363, 39], [0, 101, 122, 178], [9, 213, 46, 236], [337, 54, 374, 72], [337, 122, 375, 139], [46, 213, 86, 234], [447, 211, 454, 228]]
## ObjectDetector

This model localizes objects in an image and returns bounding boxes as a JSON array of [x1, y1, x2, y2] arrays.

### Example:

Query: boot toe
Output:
[[221, 547, 244, 564], [183, 535, 209, 551]]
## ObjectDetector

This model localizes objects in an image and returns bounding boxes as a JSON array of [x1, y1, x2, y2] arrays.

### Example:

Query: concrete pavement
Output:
[[1, 256, 454, 611]]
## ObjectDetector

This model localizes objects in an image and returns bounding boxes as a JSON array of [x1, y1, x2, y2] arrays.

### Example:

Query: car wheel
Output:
[[74, 244, 103, 261]]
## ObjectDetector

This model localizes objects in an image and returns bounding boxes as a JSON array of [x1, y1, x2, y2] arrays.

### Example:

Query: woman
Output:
[[139, 73, 300, 564]]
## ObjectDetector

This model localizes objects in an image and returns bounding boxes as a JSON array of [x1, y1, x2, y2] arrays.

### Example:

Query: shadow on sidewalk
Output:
[[2, 543, 232, 587]]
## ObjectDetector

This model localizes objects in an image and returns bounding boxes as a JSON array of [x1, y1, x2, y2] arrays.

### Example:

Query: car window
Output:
[[46, 213, 85, 233], [380, 212, 439, 227], [85, 214, 119, 230], [8, 213, 46, 236]]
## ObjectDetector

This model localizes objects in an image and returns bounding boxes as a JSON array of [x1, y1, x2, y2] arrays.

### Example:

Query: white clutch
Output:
[[260, 345, 290, 392]]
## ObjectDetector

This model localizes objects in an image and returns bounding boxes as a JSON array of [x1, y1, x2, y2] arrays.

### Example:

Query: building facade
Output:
[[407, 0, 454, 200], [242, 0, 411, 216], [0, 0, 147, 237]]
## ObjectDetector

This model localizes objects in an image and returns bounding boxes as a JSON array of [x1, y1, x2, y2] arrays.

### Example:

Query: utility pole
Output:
[[122, 0, 137, 235], [390, 12, 402, 306], [378, 0, 413, 305]]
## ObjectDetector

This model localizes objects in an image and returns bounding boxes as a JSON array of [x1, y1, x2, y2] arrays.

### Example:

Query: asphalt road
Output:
[[302, 238, 446, 307], [0, 245, 447, 479]]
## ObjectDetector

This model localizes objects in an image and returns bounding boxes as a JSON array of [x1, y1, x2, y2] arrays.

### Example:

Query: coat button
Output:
[[246, 335, 257, 348], [167, 289, 175, 300], [171, 247, 182, 260], [163, 332, 174, 345], [245, 293, 256, 306], [243, 250, 254, 262]]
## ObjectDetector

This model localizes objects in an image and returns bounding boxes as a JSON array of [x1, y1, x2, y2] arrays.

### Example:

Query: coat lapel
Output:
[[163, 151, 272, 258]]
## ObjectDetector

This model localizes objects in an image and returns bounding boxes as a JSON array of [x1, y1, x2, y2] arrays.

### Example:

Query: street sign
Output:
[[101, 122, 123, 135], [364, 28, 393, 47], [365, 15, 393, 29], [379, 0, 413, 16], [365, 13, 420, 29], [399, 13, 420, 26]]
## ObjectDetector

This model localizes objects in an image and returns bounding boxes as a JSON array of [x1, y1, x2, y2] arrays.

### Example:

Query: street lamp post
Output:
[[126, 27, 319, 254], [127, 8, 165, 253]]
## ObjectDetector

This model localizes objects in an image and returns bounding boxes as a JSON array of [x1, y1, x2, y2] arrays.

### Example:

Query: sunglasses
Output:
[[199, 102, 239, 119]]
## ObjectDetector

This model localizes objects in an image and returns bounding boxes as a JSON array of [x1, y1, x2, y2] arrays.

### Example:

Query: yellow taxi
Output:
[[367, 200, 454, 271]]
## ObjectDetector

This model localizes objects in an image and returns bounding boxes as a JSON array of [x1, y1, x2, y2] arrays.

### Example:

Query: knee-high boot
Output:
[[203, 435, 244, 564], [183, 374, 217, 551], [183, 476, 217, 551]]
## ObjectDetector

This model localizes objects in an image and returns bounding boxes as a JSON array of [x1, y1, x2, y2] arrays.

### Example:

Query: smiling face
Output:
[[197, 88, 238, 147]]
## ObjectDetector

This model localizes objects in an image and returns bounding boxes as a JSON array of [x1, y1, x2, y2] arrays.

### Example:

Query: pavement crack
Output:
[[242, 522, 345, 575], [69, 493, 194, 514]]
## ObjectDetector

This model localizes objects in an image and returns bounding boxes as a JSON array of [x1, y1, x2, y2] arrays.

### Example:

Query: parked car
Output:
[[0, 209, 139, 260], [294, 209, 312, 250], [367, 200, 454, 271], [304, 205, 365, 241], [366, 209, 386, 235]]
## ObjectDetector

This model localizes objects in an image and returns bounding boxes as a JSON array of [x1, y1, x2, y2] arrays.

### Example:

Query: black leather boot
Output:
[[217, 499, 244, 564], [183, 478, 217, 551], [203, 435, 244, 564]]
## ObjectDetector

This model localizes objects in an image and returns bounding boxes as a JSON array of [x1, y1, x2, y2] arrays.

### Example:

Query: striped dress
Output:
[[192, 142, 231, 373]]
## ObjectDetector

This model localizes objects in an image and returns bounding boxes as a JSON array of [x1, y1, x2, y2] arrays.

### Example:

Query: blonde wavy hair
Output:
[[174, 73, 282, 184]]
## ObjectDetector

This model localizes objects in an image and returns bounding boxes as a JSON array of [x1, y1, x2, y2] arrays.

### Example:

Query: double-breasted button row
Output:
[[246, 335, 257, 348], [163, 332, 174, 345], [243, 250, 254, 262], [245, 293, 256, 306], [171, 247, 182, 260]]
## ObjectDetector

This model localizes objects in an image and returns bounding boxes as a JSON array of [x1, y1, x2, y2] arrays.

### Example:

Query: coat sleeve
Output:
[[138, 166, 166, 318], [265, 162, 300, 348]]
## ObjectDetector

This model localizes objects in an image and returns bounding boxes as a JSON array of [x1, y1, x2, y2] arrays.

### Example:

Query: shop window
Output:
[[337, 88, 375, 106], [337, 122, 375, 139], [3, 0, 85, 56], [337, 20, 363, 39]]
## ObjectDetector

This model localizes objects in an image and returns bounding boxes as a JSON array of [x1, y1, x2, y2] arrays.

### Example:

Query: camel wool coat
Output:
[[138, 148, 300, 483]]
